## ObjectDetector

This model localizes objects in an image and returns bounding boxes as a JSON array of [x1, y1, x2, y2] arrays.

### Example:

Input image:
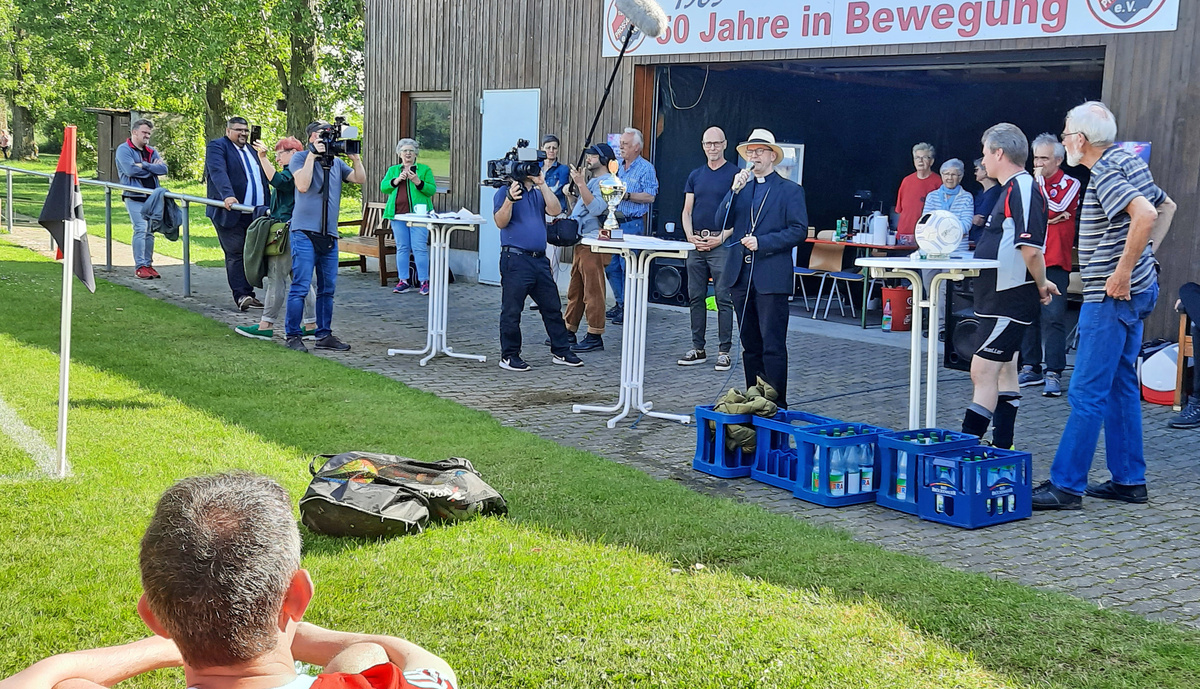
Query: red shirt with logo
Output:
[[1037, 168, 1081, 271]]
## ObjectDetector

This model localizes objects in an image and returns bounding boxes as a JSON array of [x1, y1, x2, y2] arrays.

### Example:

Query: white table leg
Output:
[[633, 251, 691, 425], [873, 268, 924, 430], [575, 249, 637, 418], [389, 223, 485, 364]]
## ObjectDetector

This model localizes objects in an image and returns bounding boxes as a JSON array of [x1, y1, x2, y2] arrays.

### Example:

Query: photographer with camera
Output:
[[284, 120, 366, 354], [561, 143, 618, 353], [492, 152, 583, 372]]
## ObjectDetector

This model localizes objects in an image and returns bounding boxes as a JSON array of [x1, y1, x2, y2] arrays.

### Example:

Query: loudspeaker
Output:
[[649, 257, 689, 307], [944, 277, 978, 372]]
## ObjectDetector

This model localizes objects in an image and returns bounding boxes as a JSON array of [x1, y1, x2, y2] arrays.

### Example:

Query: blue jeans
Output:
[[124, 199, 154, 268], [286, 231, 338, 339], [604, 217, 644, 307], [1050, 282, 1159, 495], [392, 219, 430, 284]]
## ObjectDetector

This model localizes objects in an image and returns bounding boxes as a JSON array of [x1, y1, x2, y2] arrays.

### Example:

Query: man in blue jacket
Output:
[[205, 116, 268, 311], [715, 129, 807, 409], [115, 118, 168, 280]]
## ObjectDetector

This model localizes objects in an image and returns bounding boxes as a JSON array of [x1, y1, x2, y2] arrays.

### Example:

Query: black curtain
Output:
[[650, 63, 1099, 245]]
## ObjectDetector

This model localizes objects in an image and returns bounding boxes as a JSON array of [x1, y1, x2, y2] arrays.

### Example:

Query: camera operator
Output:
[[492, 167, 584, 372], [284, 120, 366, 354]]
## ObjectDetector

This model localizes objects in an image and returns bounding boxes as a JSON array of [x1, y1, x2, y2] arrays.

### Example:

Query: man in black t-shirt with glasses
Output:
[[960, 123, 1058, 451], [679, 126, 739, 371]]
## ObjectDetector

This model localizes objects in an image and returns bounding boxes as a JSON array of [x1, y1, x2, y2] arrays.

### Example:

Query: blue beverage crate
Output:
[[876, 429, 978, 515], [791, 422, 889, 507], [692, 405, 757, 478], [749, 410, 839, 490], [918, 446, 1033, 529]]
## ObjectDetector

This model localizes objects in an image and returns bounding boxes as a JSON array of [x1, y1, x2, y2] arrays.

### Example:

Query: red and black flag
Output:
[[39, 125, 95, 293]]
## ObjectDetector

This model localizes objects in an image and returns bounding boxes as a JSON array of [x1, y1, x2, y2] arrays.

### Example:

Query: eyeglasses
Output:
[[702, 141, 725, 147], [744, 147, 772, 156], [230, 128, 249, 134], [400, 149, 417, 154], [1062, 131, 1086, 141], [913, 155, 933, 161]]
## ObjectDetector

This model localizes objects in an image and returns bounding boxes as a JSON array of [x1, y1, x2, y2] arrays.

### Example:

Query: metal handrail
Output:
[[1, 164, 255, 297]]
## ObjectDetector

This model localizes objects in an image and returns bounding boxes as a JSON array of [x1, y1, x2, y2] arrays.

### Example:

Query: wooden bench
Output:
[[338, 202, 397, 286], [1176, 312, 1195, 410]]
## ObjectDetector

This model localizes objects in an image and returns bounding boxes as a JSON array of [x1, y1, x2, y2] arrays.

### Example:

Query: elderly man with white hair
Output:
[[1034, 101, 1177, 511], [604, 127, 659, 326], [1017, 132, 1081, 396]]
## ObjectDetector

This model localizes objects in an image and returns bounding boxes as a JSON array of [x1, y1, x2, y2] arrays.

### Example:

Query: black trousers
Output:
[[500, 250, 573, 359], [730, 277, 792, 409], [213, 218, 255, 302]]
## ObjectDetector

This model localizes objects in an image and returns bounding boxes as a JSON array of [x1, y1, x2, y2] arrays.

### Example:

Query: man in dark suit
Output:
[[205, 116, 268, 310], [715, 129, 807, 409]]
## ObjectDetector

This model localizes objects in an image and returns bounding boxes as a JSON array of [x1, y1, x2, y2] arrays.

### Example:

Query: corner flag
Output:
[[39, 125, 95, 293]]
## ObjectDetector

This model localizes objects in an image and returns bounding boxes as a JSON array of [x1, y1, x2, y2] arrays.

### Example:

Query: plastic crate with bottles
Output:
[[918, 446, 1033, 529], [875, 429, 978, 515], [791, 422, 888, 507]]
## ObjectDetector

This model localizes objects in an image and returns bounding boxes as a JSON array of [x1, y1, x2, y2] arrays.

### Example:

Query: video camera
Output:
[[482, 139, 546, 188], [312, 116, 361, 168]]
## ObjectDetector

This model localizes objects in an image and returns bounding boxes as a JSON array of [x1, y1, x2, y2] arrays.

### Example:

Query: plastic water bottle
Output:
[[882, 299, 892, 331], [896, 451, 908, 500], [810, 444, 821, 492], [860, 444, 875, 492], [830, 446, 846, 496], [846, 445, 861, 495]]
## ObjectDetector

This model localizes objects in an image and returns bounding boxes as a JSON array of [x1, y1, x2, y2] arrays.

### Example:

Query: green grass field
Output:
[[2, 157, 364, 267], [1, 241, 1199, 687]]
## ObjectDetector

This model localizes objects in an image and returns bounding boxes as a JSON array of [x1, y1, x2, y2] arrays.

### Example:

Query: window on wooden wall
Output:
[[405, 92, 452, 182]]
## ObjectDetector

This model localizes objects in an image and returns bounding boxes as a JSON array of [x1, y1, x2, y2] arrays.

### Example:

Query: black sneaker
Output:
[[677, 349, 708, 366], [572, 333, 604, 352], [545, 331, 578, 347], [285, 336, 309, 353], [1031, 480, 1082, 511], [1085, 480, 1148, 504], [605, 305, 620, 319], [314, 335, 351, 352], [553, 352, 584, 367], [1168, 402, 1200, 429], [499, 356, 531, 372], [610, 307, 624, 326]]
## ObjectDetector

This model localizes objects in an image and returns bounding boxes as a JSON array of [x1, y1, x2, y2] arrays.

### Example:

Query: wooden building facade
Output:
[[364, 0, 1198, 338]]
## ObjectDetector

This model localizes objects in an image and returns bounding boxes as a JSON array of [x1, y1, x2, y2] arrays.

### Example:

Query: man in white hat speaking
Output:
[[714, 128, 808, 409]]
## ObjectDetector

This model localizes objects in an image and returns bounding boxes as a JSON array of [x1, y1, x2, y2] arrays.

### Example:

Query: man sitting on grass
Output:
[[0, 473, 457, 689]]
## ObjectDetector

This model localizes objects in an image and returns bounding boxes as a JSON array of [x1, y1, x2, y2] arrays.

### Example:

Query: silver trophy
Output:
[[598, 176, 627, 241]]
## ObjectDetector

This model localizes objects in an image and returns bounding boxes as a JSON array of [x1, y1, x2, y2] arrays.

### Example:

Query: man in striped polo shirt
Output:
[[1034, 101, 1178, 511]]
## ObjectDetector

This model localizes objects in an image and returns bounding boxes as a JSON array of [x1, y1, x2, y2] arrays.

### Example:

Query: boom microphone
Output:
[[615, 0, 669, 39]]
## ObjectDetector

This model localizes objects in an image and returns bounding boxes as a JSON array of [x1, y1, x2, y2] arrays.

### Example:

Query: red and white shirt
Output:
[[1037, 168, 1081, 272]]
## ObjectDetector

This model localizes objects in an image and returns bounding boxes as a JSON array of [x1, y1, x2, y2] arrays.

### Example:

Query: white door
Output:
[[478, 89, 540, 285]]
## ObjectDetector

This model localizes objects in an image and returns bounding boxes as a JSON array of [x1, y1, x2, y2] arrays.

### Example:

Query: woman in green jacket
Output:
[[381, 138, 437, 295]]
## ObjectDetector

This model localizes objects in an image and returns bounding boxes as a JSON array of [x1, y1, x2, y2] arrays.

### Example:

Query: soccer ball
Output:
[[915, 210, 964, 258]]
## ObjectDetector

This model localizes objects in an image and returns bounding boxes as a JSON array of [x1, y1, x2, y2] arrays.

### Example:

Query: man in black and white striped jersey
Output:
[[959, 123, 1057, 454]]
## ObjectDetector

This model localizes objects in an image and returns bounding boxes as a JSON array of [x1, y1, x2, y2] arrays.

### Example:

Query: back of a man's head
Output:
[[140, 473, 301, 669]]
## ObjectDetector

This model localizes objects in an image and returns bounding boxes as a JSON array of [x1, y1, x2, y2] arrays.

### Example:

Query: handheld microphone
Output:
[[614, 0, 669, 38], [732, 161, 755, 193]]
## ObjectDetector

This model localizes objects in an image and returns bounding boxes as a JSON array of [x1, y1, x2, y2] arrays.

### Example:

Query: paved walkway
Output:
[[6, 224, 1200, 628]]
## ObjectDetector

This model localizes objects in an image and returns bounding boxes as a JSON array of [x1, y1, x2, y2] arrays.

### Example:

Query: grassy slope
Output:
[[2, 158, 363, 266], [0, 242, 1197, 687]]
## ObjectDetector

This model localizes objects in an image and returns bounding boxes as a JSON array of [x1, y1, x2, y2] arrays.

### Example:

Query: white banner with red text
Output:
[[602, 0, 1180, 57]]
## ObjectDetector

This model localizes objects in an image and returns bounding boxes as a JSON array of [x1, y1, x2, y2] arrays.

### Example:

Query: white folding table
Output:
[[387, 214, 487, 366], [573, 235, 695, 428], [856, 256, 999, 429]]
